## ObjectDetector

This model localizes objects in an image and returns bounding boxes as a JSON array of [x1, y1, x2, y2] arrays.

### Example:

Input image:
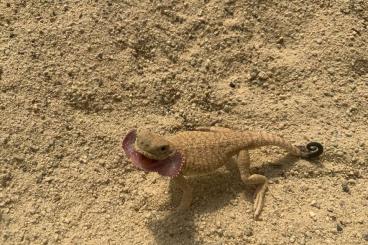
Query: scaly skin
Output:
[[122, 127, 323, 219], [167, 129, 302, 176]]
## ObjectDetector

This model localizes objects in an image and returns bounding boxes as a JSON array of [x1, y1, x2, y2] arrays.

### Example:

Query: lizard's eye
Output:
[[160, 145, 168, 151]]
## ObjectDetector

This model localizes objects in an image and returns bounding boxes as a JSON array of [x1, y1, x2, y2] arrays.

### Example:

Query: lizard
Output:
[[122, 126, 323, 218]]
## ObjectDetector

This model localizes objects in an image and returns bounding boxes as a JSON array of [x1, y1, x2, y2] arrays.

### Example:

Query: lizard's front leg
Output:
[[171, 174, 193, 211], [237, 150, 268, 219]]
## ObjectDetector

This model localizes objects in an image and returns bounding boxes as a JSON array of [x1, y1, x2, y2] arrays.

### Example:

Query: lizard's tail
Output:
[[297, 142, 324, 159], [242, 132, 323, 159]]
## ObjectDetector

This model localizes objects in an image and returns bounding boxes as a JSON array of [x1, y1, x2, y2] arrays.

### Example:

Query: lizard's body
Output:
[[167, 130, 301, 176], [122, 127, 323, 218]]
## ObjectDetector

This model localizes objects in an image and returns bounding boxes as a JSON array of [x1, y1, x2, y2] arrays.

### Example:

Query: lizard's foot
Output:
[[298, 142, 324, 159], [253, 180, 268, 219], [243, 174, 268, 219], [254, 186, 268, 218]]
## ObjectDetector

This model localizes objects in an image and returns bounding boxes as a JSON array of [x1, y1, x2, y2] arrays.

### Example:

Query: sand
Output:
[[0, 0, 367, 244]]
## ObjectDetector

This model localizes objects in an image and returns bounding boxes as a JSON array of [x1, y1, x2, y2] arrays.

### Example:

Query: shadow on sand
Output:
[[146, 154, 322, 244]]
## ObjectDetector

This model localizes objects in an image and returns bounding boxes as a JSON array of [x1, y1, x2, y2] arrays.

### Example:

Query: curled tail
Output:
[[297, 142, 324, 159], [242, 132, 323, 159]]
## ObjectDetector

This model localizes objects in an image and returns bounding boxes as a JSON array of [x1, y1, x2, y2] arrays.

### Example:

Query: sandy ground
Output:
[[1, 0, 368, 244]]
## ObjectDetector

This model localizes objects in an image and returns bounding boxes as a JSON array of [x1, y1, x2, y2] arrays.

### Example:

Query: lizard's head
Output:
[[134, 129, 175, 160], [122, 129, 183, 177]]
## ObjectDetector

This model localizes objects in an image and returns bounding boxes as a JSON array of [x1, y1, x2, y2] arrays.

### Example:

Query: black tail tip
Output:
[[300, 142, 324, 159]]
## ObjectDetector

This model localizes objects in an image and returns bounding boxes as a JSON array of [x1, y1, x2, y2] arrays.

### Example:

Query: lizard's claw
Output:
[[299, 142, 323, 159], [253, 182, 268, 219]]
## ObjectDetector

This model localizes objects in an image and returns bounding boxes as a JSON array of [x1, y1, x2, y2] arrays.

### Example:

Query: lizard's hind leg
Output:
[[237, 150, 268, 219]]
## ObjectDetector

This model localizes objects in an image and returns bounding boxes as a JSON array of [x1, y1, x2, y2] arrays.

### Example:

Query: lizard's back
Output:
[[167, 131, 241, 175]]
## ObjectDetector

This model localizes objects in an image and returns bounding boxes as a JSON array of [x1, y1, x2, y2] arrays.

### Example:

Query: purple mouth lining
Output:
[[122, 129, 183, 177]]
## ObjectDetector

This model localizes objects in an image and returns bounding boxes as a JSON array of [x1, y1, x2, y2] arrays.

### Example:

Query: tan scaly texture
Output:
[[167, 130, 301, 176]]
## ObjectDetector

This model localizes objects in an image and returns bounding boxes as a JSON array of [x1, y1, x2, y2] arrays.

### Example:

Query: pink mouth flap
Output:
[[122, 129, 183, 177]]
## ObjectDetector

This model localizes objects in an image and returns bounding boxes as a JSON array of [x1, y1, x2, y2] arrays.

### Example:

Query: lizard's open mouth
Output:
[[122, 129, 183, 177]]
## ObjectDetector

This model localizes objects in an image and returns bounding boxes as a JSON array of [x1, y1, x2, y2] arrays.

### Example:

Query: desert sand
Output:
[[1, 1, 367, 244]]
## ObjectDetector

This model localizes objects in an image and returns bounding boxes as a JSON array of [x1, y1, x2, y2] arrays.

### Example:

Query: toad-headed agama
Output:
[[122, 127, 323, 218]]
